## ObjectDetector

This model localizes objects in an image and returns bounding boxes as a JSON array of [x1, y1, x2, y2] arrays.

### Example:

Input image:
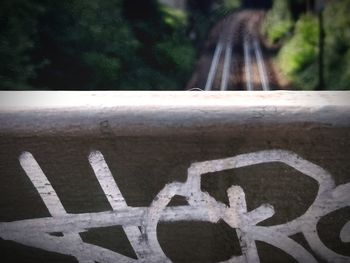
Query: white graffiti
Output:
[[0, 150, 349, 262]]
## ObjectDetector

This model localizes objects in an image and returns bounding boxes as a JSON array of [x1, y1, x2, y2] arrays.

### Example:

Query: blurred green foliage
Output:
[[268, 0, 350, 90], [0, 0, 44, 89], [0, 0, 196, 90], [277, 14, 318, 90], [262, 0, 293, 44], [223, 0, 241, 11], [161, 6, 187, 28], [0, 0, 243, 90], [323, 0, 350, 90]]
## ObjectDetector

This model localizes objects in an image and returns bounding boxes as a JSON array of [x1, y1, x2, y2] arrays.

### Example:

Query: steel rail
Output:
[[244, 36, 253, 91], [254, 39, 270, 91], [220, 43, 232, 91], [205, 38, 224, 91], [220, 38, 233, 91]]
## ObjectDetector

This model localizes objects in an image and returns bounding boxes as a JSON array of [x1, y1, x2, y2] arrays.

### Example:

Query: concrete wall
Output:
[[0, 91, 349, 262]]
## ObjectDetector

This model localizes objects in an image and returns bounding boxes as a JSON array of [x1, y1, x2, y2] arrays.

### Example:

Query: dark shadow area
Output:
[[80, 226, 138, 259], [256, 241, 297, 263], [0, 239, 78, 263], [243, 0, 272, 9], [317, 207, 350, 257]]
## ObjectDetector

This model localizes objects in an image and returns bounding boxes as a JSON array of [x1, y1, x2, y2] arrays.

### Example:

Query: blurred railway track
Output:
[[188, 10, 275, 91]]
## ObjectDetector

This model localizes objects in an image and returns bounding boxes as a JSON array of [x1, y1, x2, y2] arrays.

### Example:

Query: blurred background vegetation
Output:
[[262, 0, 350, 90], [0, 0, 240, 90], [0, 0, 349, 90]]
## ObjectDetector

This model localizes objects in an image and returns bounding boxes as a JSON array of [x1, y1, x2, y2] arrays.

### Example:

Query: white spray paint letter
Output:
[[0, 149, 349, 262]]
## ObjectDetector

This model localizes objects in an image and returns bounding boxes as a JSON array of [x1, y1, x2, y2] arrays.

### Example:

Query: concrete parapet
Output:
[[0, 91, 349, 262]]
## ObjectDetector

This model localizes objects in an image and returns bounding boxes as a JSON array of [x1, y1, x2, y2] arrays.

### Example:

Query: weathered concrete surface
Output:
[[0, 91, 349, 263]]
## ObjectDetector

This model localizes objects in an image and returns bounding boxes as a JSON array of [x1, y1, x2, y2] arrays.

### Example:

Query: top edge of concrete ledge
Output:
[[0, 91, 349, 136], [0, 91, 350, 111]]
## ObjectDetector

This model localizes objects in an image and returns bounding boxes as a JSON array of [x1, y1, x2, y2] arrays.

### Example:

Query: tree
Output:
[[0, 0, 195, 90], [0, 0, 44, 89]]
